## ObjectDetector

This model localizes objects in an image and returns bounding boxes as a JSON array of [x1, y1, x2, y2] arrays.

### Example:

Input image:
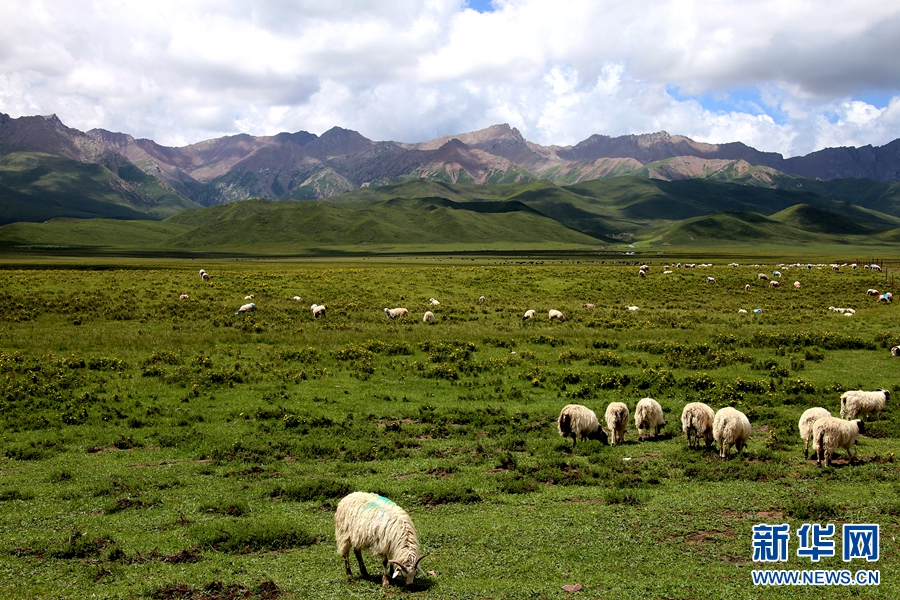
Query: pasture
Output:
[[0, 257, 898, 599]]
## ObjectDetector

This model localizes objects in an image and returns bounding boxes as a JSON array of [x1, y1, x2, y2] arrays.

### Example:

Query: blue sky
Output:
[[2, 0, 898, 157]]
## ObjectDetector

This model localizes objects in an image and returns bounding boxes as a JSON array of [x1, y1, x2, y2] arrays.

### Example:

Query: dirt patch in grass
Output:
[[150, 580, 280, 599]]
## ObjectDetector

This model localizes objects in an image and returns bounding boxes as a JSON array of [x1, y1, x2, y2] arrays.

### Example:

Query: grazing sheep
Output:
[[384, 307, 409, 320], [681, 402, 715, 449], [626, 305, 640, 311], [769, 280, 780, 288], [428, 298, 440, 306], [582, 303, 596, 308], [199, 269, 207, 279], [293, 296, 302, 301], [638, 269, 646, 278], [878, 292, 893, 303], [548, 309, 566, 322], [706, 277, 717, 284], [478, 296, 486, 303], [712, 407, 751, 460], [744, 284, 751, 291], [867, 288, 879, 296], [813, 417, 866, 467], [423, 311, 435, 323], [311, 304, 326, 319], [840, 389, 890, 421], [244, 295, 255, 300], [794, 281, 801, 288], [523, 309, 536, 321], [236, 302, 256, 315], [798, 407, 832, 460], [758, 273, 769, 280], [738, 309, 748, 314], [557, 404, 608, 448], [891, 346, 900, 357], [605, 402, 630, 446], [634, 398, 665, 440], [179, 294, 189, 300], [772, 270, 782, 278], [335, 492, 426, 587], [201, 272, 211, 281]]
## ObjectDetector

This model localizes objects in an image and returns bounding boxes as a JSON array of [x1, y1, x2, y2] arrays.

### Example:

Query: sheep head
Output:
[[854, 419, 866, 435], [389, 554, 428, 585]]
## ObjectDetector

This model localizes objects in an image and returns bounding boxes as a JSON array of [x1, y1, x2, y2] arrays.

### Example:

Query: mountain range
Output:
[[3, 113, 900, 223]]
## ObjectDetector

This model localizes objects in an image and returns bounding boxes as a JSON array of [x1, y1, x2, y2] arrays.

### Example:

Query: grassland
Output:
[[0, 257, 899, 599]]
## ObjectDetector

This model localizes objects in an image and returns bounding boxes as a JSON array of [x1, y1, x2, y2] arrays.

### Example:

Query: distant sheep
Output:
[[634, 398, 665, 440], [744, 284, 751, 291], [523, 309, 536, 321], [582, 303, 596, 308], [244, 295, 255, 300], [738, 309, 748, 314], [813, 417, 866, 467], [798, 407, 831, 460], [867, 289, 879, 296], [605, 402, 630, 446], [758, 273, 768, 280], [179, 294, 189, 300], [478, 296, 486, 303], [557, 404, 608, 448], [794, 281, 801, 289], [201, 271, 211, 281], [706, 277, 716, 284], [548, 309, 566, 322], [681, 402, 715, 449], [712, 406, 751, 460], [292, 296, 302, 301], [638, 269, 646, 278], [311, 304, 326, 319], [236, 302, 256, 315], [384, 308, 409, 320], [335, 492, 426, 587], [878, 292, 893, 303], [429, 298, 440, 306], [769, 280, 780, 288], [840, 389, 890, 421], [423, 311, 435, 323], [626, 305, 640, 311], [892, 346, 900, 357]]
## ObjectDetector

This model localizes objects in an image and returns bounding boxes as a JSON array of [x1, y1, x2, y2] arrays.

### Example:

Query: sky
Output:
[[1, 0, 899, 157]]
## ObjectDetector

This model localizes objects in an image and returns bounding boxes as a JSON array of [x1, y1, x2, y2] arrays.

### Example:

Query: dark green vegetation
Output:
[[5, 177, 900, 255], [0, 260, 898, 598]]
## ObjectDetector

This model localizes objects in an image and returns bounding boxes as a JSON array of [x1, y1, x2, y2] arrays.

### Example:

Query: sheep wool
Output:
[[311, 304, 326, 319], [681, 402, 715, 449], [548, 309, 565, 322], [840, 389, 890, 421], [605, 402, 630, 446], [634, 398, 665, 440], [712, 406, 751, 460], [335, 492, 425, 587], [813, 417, 866, 467], [423, 311, 435, 323], [557, 404, 608, 448], [523, 309, 536, 321], [798, 407, 831, 460], [384, 307, 409, 320], [235, 303, 256, 315]]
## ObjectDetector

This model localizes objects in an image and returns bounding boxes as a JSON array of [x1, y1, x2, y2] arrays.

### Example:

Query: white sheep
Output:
[[813, 417, 866, 467], [244, 295, 255, 300], [744, 284, 751, 291], [478, 295, 486, 303], [605, 401, 629, 446], [199, 269, 207, 279], [311, 304, 326, 319], [582, 303, 596, 308], [769, 280, 780, 288], [335, 492, 426, 587], [523, 309, 536, 321], [429, 298, 440, 306], [798, 407, 831, 459], [557, 404, 608, 448], [867, 288, 879, 296], [758, 273, 769, 280], [236, 302, 256, 314], [293, 296, 302, 301], [423, 311, 435, 323], [384, 307, 409, 320], [738, 309, 748, 314], [706, 277, 716, 284], [712, 406, 751, 460], [201, 271, 211, 281], [681, 402, 715, 449], [638, 269, 646, 278], [626, 305, 640, 311], [179, 294, 189, 300], [548, 309, 566, 322], [840, 389, 890, 421], [891, 346, 900, 357], [634, 397, 665, 440]]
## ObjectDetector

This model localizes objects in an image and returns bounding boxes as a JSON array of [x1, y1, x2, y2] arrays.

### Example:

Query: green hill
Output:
[[647, 211, 824, 245], [768, 204, 875, 235]]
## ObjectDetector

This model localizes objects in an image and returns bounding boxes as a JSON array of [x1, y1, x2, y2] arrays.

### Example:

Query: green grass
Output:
[[0, 258, 898, 598]]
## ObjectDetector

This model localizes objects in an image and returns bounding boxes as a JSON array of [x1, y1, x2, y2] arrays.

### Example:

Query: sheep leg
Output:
[[343, 555, 353, 578], [381, 558, 390, 587], [354, 549, 369, 578]]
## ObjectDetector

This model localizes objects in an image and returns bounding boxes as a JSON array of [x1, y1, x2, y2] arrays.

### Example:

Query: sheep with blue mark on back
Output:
[[335, 492, 426, 587]]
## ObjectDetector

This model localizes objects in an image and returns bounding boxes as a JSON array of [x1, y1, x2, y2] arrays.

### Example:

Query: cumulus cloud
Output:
[[0, 0, 898, 155]]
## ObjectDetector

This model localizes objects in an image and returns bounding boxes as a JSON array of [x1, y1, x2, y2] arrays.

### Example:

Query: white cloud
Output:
[[0, 0, 898, 155]]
